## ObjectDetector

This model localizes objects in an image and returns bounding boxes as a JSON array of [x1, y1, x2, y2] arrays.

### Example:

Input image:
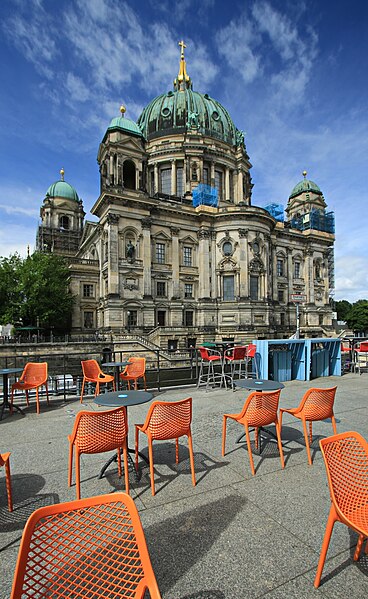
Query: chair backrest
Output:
[[243, 390, 281, 425], [231, 346, 247, 360], [319, 431, 368, 523], [357, 342, 368, 352], [246, 344, 257, 358], [21, 362, 48, 385], [10, 492, 161, 599], [300, 386, 337, 420], [70, 407, 128, 454], [198, 346, 210, 361], [81, 359, 101, 380], [142, 397, 192, 440], [124, 357, 146, 377]]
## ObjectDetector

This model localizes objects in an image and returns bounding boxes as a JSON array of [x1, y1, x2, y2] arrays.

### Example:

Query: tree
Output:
[[345, 300, 368, 334], [335, 299, 352, 321], [0, 252, 74, 334]]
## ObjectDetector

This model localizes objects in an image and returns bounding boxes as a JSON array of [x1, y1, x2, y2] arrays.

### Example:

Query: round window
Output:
[[161, 107, 171, 118], [223, 241, 232, 256], [212, 111, 220, 121]]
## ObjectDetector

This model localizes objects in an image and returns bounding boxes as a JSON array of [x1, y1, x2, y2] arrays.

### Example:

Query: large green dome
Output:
[[46, 179, 79, 202], [137, 88, 240, 146], [289, 175, 322, 199]]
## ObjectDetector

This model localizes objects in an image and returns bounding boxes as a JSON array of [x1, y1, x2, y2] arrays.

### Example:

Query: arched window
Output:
[[123, 160, 136, 189], [60, 215, 70, 230]]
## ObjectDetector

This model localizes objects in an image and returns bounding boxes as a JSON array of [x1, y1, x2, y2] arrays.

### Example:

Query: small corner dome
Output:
[[289, 173, 322, 199], [46, 180, 79, 202], [107, 105, 143, 138]]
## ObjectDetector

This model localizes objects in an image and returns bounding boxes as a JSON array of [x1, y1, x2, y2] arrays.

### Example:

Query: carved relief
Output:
[[141, 217, 152, 229], [107, 213, 119, 225]]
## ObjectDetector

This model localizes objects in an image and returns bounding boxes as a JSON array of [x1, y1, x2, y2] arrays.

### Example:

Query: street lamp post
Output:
[[127, 311, 131, 334]]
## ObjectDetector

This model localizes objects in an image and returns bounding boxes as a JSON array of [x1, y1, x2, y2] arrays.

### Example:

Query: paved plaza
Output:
[[1, 372, 367, 598]]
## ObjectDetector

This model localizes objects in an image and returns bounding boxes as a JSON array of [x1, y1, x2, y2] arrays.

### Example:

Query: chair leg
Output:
[[4, 457, 13, 512], [331, 414, 337, 435], [187, 431, 196, 487], [35, 389, 40, 414], [117, 448, 122, 477], [175, 438, 179, 463], [255, 427, 259, 451], [80, 378, 85, 403], [95, 381, 100, 397], [143, 374, 147, 391], [25, 391, 30, 407], [10, 390, 14, 415], [135, 426, 139, 471], [75, 450, 81, 500], [275, 418, 285, 469], [244, 423, 255, 476], [122, 440, 130, 495], [309, 421, 313, 445], [222, 416, 228, 456], [68, 443, 73, 487], [148, 438, 155, 496], [354, 534, 364, 561], [314, 505, 338, 587], [302, 418, 313, 465]]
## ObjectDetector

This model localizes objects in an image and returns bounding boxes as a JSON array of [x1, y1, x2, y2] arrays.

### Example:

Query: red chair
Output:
[[10, 493, 162, 599], [80, 359, 115, 402], [222, 390, 284, 476], [279, 386, 337, 465], [11, 362, 49, 415], [314, 431, 368, 588], [135, 397, 196, 495], [68, 406, 129, 499], [224, 345, 248, 387], [120, 357, 147, 390], [245, 344, 259, 378], [197, 346, 225, 390], [0, 452, 13, 512]]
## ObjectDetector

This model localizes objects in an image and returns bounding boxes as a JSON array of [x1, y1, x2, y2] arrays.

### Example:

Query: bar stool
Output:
[[223, 345, 248, 388], [197, 347, 225, 390], [245, 344, 259, 378]]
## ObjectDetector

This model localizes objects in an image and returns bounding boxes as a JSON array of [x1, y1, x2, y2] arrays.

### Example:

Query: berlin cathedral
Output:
[[36, 42, 335, 350]]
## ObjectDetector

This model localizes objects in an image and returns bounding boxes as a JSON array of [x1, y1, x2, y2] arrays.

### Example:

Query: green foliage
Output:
[[335, 299, 352, 321], [0, 252, 74, 334], [345, 300, 368, 333]]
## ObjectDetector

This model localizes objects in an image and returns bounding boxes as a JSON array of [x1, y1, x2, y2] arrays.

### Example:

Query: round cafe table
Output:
[[0, 367, 25, 420], [101, 361, 130, 390], [94, 390, 153, 479], [233, 378, 285, 453]]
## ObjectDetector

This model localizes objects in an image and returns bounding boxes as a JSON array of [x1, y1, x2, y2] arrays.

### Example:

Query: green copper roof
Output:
[[46, 180, 79, 202], [289, 178, 322, 199], [107, 116, 143, 137], [137, 88, 242, 146]]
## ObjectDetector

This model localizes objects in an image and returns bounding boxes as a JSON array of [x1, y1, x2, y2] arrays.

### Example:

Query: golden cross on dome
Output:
[[179, 40, 186, 58]]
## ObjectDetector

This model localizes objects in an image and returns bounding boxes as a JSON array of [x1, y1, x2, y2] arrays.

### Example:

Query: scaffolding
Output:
[[192, 184, 218, 208], [290, 209, 335, 234], [264, 203, 284, 222]]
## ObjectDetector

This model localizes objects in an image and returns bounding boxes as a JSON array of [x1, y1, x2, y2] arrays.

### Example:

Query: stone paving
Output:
[[0, 372, 367, 598]]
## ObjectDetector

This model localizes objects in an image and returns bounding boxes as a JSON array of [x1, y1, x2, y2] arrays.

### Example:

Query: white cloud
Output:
[[65, 73, 90, 103]]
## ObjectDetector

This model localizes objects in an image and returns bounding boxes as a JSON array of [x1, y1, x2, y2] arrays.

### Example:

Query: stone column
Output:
[[210, 161, 215, 186], [197, 228, 211, 298], [154, 162, 158, 194], [225, 167, 230, 201], [107, 213, 119, 295], [287, 248, 293, 299], [305, 249, 314, 303], [272, 247, 278, 302], [171, 160, 176, 195], [171, 227, 180, 298], [237, 169, 243, 203], [239, 229, 249, 298], [141, 217, 152, 297], [183, 158, 187, 193]]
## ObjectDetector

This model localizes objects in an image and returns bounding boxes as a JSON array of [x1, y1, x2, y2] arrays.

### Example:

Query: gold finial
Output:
[[60, 168, 65, 181], [120, 104, 126, 116], [302, 170, 307, 178], [174, 40, 191, 91]]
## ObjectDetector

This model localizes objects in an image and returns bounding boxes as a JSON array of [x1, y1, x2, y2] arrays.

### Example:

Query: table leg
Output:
[[236, 427, 281, 455], [98, 448, 148, 481], [0, 374, 25, 421]]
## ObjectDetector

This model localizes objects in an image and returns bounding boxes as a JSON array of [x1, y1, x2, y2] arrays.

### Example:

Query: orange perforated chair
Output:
[[0, 452, 13, 512], [222, 390, 284, 476], [68, 406, 129, 499], [10, 492, 162, 599], [120, 357, 147, 390], [11, 362, 49, 415], [135, 397, 196, 495], [80, 359, 115, 402], [314, 431, 368, 588], [279, 386, 337, 465]]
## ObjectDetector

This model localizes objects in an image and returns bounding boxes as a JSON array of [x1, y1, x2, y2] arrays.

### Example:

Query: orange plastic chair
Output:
[[279, 386, 337, 465], [314, 431, 368, 588], [120, 357, 147, 390], [68, 406, 129, 499], [0, 452, 13, 512], [10, 492, 162, 599], [80, 359, 115, 402], [135, 397, 196, 495], [222, 390, 284, 476], [11, 362, 49, 415]]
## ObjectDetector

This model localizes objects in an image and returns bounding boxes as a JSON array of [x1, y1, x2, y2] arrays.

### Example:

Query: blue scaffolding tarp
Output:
[[264, 203, 284, 222], [193, 184, 218, 208], [291, 209, 335, 234]]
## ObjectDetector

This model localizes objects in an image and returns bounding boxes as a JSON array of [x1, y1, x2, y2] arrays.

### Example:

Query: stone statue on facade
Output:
[[126, 240, 135, 259]]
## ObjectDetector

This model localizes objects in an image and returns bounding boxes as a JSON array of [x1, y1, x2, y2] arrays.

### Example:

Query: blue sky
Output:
[[1, 0, 367, 302]]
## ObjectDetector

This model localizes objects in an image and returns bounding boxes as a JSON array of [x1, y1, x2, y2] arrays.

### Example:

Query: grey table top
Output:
[[94, 390, 153, 408], [234, 379, 285, 391]]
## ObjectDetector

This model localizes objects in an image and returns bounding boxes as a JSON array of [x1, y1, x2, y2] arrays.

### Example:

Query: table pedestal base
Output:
[[98, 448, 149, 481], [0, 401, 25, 421], [236, 427, 280, 455]]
